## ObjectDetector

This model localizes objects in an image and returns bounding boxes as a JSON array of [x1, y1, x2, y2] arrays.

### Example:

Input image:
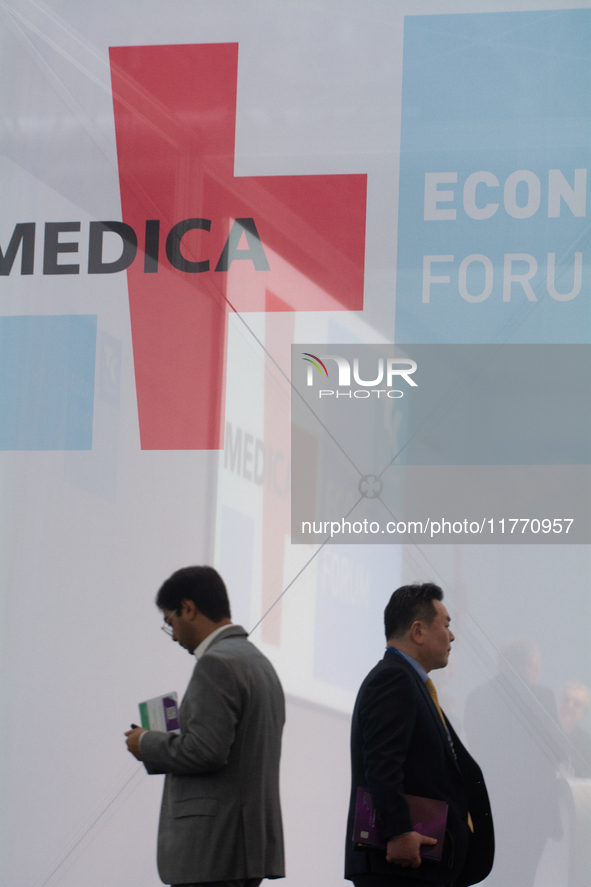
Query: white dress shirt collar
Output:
[[193, 623, 233, 661]]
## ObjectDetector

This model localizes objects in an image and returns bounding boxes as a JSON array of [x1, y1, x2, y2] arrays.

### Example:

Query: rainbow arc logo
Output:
[[302, 353, 329, 377]]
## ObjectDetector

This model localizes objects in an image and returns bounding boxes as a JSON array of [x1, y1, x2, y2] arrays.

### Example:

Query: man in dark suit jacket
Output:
[[346, 583, 494, 887], [125, 566, 285, 887]]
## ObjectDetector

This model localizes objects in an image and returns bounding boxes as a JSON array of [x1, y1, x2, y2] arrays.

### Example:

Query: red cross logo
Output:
[[109, 43, 366, 450]]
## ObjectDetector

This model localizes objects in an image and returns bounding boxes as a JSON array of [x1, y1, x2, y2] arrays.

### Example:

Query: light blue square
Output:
[[219, 506, 254, 628], [0, 315, 97, 450], [396, 9, 591, 344]]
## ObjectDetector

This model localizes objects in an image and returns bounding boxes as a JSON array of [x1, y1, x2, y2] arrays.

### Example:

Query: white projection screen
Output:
[[1, 1, 591, 886]]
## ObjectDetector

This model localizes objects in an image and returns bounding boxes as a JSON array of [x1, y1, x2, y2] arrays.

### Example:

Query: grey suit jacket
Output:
[[140, 625, 285, 885]]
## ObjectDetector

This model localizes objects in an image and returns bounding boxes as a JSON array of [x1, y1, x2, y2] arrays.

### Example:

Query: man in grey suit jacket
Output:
[[125, 566, 285, 887]]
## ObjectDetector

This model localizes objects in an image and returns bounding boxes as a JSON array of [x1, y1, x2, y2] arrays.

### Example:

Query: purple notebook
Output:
[[353, 787, 448, 861]]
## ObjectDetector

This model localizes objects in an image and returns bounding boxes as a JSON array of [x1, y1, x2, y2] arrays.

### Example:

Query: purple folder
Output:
[[353, 787, 448, 861]]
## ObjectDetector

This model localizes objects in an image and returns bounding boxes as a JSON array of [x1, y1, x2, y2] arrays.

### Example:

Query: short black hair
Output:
[[156, 566, 231, 621], [384, 583, 443, 640]]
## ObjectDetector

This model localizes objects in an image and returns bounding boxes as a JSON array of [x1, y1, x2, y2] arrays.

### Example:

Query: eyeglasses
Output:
[[161, 608, 182, 637]]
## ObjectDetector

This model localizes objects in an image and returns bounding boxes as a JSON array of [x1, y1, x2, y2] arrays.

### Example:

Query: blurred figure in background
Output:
[[558, 683, 591, 778], [464, 637, 564, 887]]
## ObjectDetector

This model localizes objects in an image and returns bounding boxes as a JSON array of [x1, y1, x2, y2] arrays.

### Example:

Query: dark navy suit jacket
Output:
[[345, 650, 494, 886]]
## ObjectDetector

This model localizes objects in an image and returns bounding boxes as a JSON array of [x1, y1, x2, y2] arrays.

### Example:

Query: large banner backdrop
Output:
[[1, 2, 590, 886]]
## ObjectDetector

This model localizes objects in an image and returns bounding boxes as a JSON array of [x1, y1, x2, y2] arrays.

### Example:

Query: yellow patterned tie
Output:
[[425, 678, 447, 726], [425, 678, 474, 833]]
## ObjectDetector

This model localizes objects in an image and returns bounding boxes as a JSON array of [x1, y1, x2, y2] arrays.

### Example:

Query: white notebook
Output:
[[138, 692, 180, 732]]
